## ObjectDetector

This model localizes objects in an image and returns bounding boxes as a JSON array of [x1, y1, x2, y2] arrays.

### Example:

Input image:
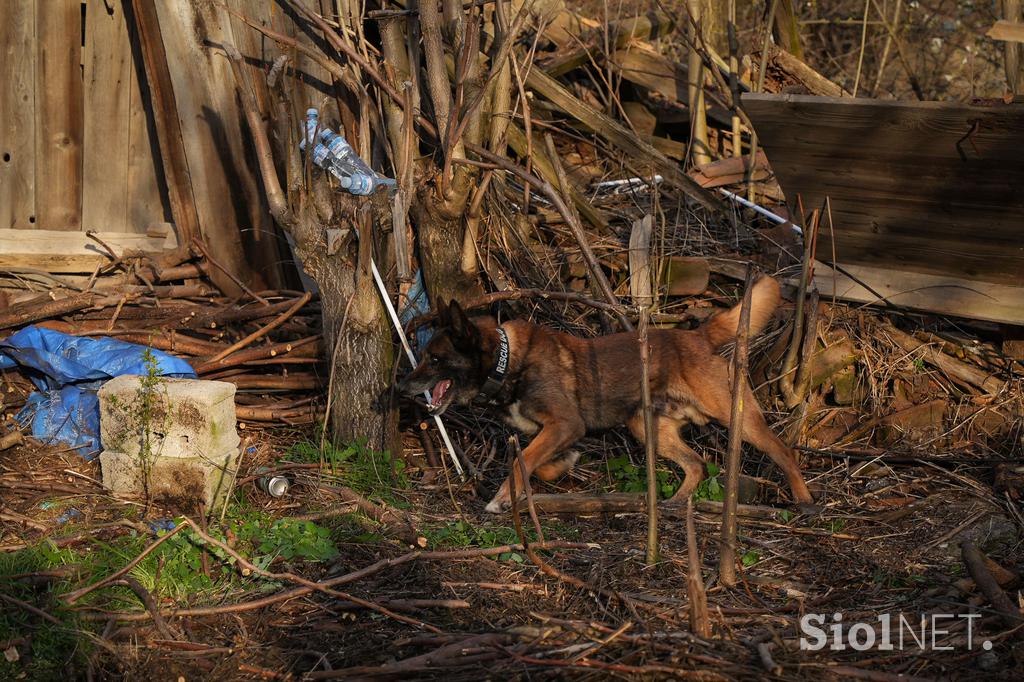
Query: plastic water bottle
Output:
[[299, 108, 397, 195], [319, 129, 374, 176], [319, 130, 396, 195], [339, 172, 395, 195], [309, 142, 337, 175], [299, 108, 320, 152]]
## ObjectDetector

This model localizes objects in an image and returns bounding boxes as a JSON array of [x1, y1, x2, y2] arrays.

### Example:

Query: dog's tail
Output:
[[702, 276, 781, 350]]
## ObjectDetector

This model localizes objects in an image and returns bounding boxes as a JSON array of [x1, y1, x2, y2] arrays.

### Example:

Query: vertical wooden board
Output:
[[0, 0, 37, 230], [152, 0, 258, 287], [272, 0, 333, 108], [224, 0, 291, 288], [82, 0, 131, 232], [125, 7, 169, 231], [34, 0, 84, 230]]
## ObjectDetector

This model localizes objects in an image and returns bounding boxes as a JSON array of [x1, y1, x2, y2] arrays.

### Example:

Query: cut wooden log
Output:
[[689, 152, 771, 188], [0, 293, 97, 331], [542, 12, 675, 77], [882, 325, 1005, 394], [628, 215, 653, 306], [988, 20, 1024, 42], [809, 339, 858, 390], [660, 257, 710, 296]]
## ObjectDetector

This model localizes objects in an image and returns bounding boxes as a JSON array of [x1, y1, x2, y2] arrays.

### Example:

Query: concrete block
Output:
[[99, 376, 238, 459], [100, 447, 240, 509]]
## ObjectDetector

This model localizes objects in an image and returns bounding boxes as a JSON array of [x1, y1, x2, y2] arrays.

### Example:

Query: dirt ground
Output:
[[1, 400, 1021, 680]]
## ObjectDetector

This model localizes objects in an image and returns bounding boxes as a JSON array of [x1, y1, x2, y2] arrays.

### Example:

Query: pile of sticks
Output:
[[0, 242, 323, 427]]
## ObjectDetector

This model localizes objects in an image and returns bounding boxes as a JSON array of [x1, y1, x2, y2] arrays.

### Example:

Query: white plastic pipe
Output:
[[718, 188, 803, 235], [367, 257, 465, 478]]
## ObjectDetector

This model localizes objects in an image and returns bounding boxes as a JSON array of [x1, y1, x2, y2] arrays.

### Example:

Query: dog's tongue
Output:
[[431, 379, 452, 406]]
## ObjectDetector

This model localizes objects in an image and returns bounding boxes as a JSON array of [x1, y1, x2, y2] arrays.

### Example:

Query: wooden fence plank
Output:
[[150, 0, 292, 293], [0, 0, 37, 230], [743, 94, 1024, 285], [126, 6, 169, 232], [34, 0, 84, 230], [83, 0, 131, 233]]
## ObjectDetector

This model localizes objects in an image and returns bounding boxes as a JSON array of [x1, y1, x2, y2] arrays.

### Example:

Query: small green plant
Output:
[[255, 519, 338, 562], [912, 357, 926, 371], [127, 349, 171, 502], [741, 550, 761, 567], [606, 455, 681, 499], [778, 509, 794, 524], [693, 462, 725, 502]]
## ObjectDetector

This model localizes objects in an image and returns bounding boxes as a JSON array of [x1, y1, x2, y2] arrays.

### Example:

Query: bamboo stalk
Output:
[[719, 266, 753, 588], [638, 305, 658, 565], [686, 499, 711, 637], [686, 0, 711, 167]]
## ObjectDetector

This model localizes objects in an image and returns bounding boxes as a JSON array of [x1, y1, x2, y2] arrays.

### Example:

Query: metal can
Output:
[[255, 469, 290, 497]]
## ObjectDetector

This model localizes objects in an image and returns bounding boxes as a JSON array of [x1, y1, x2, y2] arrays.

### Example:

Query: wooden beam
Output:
[[809, 261, 1024, 326], [129, 0, 201, 246], [0, 229, 178, 274]]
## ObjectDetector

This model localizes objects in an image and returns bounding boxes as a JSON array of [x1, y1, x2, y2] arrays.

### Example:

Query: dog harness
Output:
[[476, 326, 510, 403]]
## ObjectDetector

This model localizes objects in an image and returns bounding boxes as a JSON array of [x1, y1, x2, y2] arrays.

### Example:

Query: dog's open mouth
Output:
[[428, 379, 454, 413]]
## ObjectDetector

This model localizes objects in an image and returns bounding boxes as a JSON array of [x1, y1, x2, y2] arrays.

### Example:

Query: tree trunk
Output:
[[413, 189, 484, 305], [286, 192, 399, 455]]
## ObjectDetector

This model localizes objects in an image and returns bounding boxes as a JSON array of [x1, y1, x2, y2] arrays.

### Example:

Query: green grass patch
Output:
[[286, 437, 409, 505], [0, 506, 339, 679], [422, 520, 543, 563]]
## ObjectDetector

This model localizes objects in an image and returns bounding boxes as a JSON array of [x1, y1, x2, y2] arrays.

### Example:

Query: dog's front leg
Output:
[[485, 418, 584, 514]]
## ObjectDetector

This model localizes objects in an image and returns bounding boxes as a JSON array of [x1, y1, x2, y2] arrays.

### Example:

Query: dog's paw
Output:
[[484, 497, 509, 514], [793, 502, 824, 516]]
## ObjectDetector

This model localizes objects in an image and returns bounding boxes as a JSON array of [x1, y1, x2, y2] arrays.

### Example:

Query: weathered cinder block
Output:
[[99, 448, 240, 510], [99, 376, 238, 459]]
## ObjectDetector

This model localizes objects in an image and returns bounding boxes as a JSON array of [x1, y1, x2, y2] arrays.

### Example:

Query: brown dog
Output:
[[399, 276, 814, 513]]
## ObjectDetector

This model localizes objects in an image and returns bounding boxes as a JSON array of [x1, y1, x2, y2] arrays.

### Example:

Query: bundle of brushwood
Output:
[[0, 238, 324, 427]]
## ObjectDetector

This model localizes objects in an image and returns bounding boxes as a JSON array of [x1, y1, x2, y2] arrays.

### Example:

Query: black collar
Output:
[[476, 326, 510, 403]]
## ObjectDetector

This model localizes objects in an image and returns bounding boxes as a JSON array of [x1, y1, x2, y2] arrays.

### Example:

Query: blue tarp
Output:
[[0, 326, 196, 459], [398, 269, 433, 350]]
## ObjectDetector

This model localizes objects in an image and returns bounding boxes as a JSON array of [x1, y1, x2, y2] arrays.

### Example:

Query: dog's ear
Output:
[[448, 300, 479, 346], [435, 299, 451, 325]]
